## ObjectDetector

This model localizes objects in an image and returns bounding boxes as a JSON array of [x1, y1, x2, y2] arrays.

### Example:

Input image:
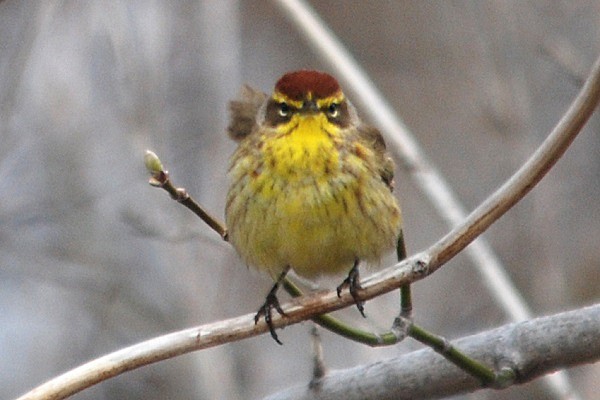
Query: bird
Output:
[[225, 70, 402, 343]]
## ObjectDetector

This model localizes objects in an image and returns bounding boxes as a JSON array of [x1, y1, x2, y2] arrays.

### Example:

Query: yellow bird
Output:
[[226, 70, 402, 343]]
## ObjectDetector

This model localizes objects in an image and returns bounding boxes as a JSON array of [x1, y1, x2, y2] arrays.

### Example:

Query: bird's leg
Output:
[[255, 266, 290, 345], [336, 259, 366, 317], [397, 230, 413, 319]]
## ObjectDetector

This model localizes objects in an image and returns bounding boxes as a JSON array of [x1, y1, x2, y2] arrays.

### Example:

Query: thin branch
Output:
[[431, 50, 600, 267], [263, 304, 600, 400], [404, 320, 503, 387], [281, 278, 402, 346], [16, 52, 600, 400], [145, 151, 228, 240]]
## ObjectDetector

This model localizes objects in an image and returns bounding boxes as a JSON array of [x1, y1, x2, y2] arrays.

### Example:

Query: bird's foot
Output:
[[255, 288, 286, 345], [336, 262, 366, 317]]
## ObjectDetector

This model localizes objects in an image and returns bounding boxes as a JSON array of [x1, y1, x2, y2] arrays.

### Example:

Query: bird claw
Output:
[[336, 264, 366, 318], [255, 291, 286, 345]]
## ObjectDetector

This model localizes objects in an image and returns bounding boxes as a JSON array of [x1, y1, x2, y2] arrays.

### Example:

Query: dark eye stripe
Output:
[[265, 99, 294, 126], [325, 101, 350, 127]]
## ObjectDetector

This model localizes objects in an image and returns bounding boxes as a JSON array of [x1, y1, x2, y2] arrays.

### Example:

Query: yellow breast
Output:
[[226, 113, 401, 279]]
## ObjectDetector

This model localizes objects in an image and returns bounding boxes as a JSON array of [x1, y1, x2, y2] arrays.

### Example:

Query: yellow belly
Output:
[[226, 120, 401, 279]]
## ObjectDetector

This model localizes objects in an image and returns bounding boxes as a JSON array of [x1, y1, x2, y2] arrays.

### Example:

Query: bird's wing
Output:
[[227, 85, 268, 142], [358, 124, 396, 191]]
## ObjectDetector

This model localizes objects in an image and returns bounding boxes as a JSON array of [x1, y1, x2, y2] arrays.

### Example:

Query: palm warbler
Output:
[[226, 70, 402, 343]]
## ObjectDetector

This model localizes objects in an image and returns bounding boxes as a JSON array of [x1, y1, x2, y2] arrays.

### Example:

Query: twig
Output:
[[144, 151, 228, 241], [308, 326, 326, 389]]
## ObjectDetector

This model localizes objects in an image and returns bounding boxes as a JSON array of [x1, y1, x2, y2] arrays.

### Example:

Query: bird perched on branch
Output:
[[226, 70, 402, 343]]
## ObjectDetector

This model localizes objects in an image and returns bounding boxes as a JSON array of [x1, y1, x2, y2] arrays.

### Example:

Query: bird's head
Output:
[[262, 70, 355, 130]]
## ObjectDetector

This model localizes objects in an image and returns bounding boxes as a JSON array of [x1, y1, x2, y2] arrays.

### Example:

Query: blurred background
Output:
[[1, 1, 598, 399]]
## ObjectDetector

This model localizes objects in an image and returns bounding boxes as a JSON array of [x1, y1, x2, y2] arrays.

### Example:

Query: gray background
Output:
[[1, 1, 598, 399]]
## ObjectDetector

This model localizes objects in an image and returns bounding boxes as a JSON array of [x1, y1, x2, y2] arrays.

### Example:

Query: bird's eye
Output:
[[278, 102, 290, 117], [328, 103, 339, 118]]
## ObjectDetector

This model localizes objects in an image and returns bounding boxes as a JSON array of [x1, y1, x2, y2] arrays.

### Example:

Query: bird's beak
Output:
[[301, 100, 319, 114]]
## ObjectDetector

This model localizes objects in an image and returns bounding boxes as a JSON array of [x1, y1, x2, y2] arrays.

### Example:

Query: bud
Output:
[[144, 150, 164, 173]]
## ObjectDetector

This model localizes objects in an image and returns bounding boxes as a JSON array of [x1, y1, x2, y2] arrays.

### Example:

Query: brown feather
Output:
[[358, 124, 396, 191], [227, 85, 267, 142], [275, 70, 341, 101]]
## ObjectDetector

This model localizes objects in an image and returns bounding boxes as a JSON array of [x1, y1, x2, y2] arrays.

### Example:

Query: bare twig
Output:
[[15, 50, 600, 400], [308, 326, 326, 389], [144, 150, 228, 240]]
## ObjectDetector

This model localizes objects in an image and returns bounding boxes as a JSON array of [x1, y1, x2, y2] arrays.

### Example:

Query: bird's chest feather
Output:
[[253, 125, 350, 218], [226, 119, 397, 277]]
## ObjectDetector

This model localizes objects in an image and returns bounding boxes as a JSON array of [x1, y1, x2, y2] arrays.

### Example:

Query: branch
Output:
[[144, 152, 228, 240], [263, 304, 600, 400]]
